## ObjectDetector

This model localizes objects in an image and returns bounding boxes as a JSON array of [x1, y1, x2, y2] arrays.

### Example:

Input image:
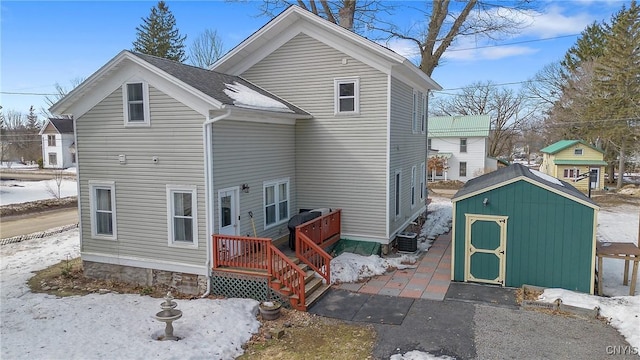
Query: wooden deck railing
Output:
[[212, 234, 307, 309], [295, 209, 341, 284]]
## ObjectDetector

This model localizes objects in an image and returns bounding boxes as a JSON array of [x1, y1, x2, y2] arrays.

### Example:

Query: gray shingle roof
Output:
[[452, 163, 598, 206], [129, 52, 309, 116], [49, 118, 74, 134]]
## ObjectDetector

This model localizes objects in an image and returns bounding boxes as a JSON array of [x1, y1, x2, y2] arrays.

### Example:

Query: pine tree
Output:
[[132, 1, 187, 62], [591, 1, 640, 188], [26, 106, 40, 131]]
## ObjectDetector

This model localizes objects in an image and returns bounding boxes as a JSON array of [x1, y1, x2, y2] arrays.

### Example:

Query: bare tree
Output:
[[45, 169, 65, 199], [188, 29, 225, 69], [42, 77, 84, 118], [247, 1, 534, 77], [431, 81, 535, 158]]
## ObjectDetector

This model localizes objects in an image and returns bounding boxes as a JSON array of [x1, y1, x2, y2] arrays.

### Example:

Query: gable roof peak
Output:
[[540, 139, 604, 154]]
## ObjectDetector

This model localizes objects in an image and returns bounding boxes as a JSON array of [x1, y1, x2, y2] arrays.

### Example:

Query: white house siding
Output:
[[430, 137, 487, 181], [211, 119, 296, 241], [77, 85, 207, 268], [389, 77, 427, 237], [240, 33, 388, 242], [41, 130, 75, 169]]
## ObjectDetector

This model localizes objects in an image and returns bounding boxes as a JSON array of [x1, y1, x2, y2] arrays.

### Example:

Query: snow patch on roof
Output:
[[529, 168, 564, 186], [223, 82, 293, 113]]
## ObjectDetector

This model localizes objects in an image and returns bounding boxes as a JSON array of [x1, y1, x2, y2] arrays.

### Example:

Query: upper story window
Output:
[[47, 135, 56, 146], [412, 90, 419, 133], [574, 148, 583, 155], [421, 94, 427, 134], [264, 178, 289, 228], [89, 180, 117, 240], [334, 78, 359, 115], [167, 185, 198, 247], [460, 138, 467, 153], [123, 82, 150, 126]]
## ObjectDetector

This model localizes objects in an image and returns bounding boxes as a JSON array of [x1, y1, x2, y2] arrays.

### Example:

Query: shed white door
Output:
[[464, 214, 508, 286]]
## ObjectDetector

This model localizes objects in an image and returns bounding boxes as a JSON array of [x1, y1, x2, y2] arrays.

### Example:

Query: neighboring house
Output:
[[427, 115, 491, 181], [539, 140, 607, 192], [50, 6, 441, 307], [451, 163, 599, 294], [39, 118, 76, 169]]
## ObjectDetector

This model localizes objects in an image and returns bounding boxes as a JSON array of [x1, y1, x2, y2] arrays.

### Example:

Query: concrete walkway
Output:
[[334, 232, 452, 300]]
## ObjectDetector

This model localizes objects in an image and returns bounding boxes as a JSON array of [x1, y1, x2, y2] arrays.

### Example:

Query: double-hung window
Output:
[[411, 166, 417, 208], [123, 82, 150, 126], [89, 181, 116, 240], [412, 90, 421, 133], [459, 162, 467, 177], [420, 162, 426, 200], [334, 78, 359, 114], [264, 178, 289, 228], [167, 185, 198, 247], [47, 135, 56, 146], [48, 153, 57, 166], [394, 170, 401, 218], [460, 138, 467, 153], [421, 94, 427, 133]]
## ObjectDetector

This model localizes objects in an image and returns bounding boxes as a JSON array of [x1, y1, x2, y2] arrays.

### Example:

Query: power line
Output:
[[1, 91, 58, 96], [446, 34, 580, 52]]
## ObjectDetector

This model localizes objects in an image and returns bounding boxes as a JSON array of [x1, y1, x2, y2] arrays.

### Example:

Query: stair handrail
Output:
[[296, 232, 331, 284], [268, 244, 306, 308]]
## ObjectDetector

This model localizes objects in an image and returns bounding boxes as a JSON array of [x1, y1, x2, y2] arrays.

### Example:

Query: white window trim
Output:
[[166, 185, 198, 248], [89, 180, 117, 241], [263, 178, 290, 229], [394, 170, 402, 219], [574, 148, 583, 155], [420, 162, 426, 200], [334, 77, 360, 115], [411, 166, 417, 208], [421, 94, 427, 134], [460, 138, 468, 153], [412, 90, 419, 133], [47, 134, 56, 146], [122, 81, 151, 127]]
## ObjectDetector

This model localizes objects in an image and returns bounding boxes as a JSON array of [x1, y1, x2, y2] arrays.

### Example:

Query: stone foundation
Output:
[[83, 261, 208, 295]]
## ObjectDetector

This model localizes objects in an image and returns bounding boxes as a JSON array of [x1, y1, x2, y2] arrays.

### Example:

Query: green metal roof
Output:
[[553, 159, 608, 166], [428, 115, 490, 138], [540, 140, 604, 154]]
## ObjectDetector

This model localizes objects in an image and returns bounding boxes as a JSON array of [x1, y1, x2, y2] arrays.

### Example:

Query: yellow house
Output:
[[539, 140, 607, 192]]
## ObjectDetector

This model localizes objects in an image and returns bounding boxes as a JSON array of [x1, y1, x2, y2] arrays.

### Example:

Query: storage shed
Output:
[[451, 163, 599, 294]]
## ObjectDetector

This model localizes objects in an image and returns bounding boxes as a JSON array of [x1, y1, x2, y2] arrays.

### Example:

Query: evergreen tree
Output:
[[132, 1, 187, 62], [26, 106, 40, 131], [561, 22, 607, 73], [591, 1, 640, 188]]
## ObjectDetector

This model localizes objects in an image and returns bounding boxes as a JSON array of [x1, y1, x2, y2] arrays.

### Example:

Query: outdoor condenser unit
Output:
[[396, 232, 418, 252]]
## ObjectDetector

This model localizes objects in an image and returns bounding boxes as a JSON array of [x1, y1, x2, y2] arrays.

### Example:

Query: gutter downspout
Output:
[[201, 109, 231, 298]]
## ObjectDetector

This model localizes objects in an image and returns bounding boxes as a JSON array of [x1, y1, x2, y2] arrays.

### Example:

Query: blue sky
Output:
[[0, 1, 630, 119]]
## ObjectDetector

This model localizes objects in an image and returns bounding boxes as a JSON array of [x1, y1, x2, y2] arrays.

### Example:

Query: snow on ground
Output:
[[538, 204, 640, 351], [0, 229, 261, 360], [1, 190, 637, 359], [0, 178, 77, 205], [390, 351, 456, 360], [0, 161, 39, 170], [330, 196, 452, 284]]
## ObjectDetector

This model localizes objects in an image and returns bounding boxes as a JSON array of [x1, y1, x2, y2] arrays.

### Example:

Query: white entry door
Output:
[[218, 187, 239, 236], [590, 167, 600, 190]]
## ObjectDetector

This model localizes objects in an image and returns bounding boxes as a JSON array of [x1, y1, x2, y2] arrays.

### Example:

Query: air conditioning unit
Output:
[[396, 232, 418, 252]]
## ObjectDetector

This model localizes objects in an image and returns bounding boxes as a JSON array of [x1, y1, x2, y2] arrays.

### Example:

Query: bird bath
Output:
[[154, 292, 182, 341]]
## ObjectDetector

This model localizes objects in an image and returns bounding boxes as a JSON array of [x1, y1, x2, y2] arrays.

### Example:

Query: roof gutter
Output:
[[201, 108, 231, 298]]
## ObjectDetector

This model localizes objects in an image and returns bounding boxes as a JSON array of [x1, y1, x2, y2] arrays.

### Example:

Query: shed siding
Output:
[[453, 180, 595, 292], [389, 76, 427, 235], [211, 120, 296, 240], [241, 33, 388, 241], [77, 85, 207, 267]]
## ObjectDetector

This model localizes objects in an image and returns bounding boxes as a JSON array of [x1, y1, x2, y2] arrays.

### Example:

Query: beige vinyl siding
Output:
[[77, 85, 207, 266], [242, 34, 387, 239], [389, 76, 427, 234], [211, 120, 296, 240], [241, 33, 388, 241]]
